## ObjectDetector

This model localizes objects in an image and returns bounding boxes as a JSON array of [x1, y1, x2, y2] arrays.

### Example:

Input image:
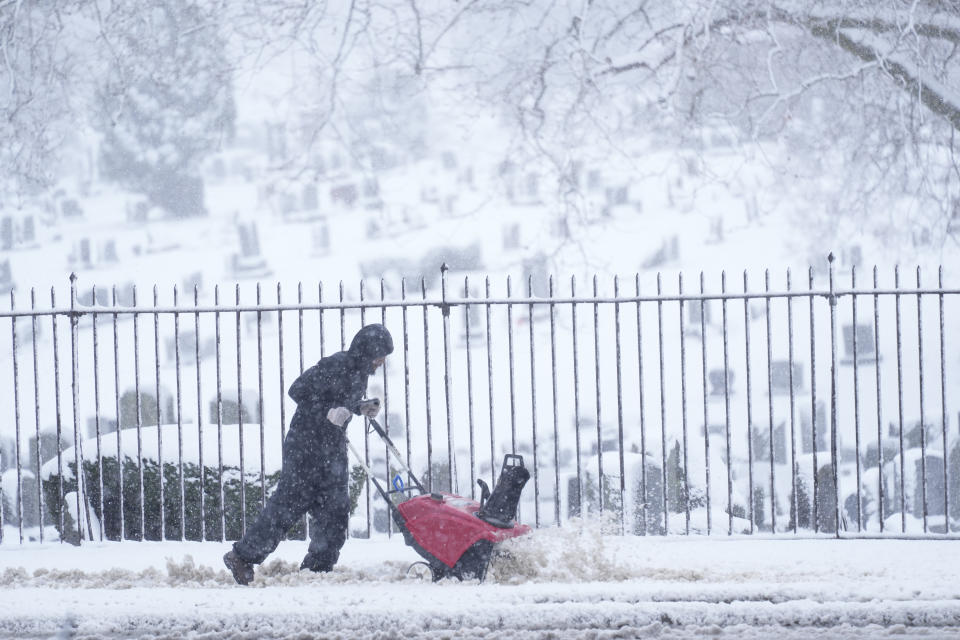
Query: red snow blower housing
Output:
[[348, 402, 531, 581]]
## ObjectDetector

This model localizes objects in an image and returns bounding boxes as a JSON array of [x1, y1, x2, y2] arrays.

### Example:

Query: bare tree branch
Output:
[[813, 26, 960, 131], [598, 4, 960, 133]]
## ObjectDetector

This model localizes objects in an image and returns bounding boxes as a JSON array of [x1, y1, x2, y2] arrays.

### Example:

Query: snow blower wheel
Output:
[[406, 561, 434, 581]]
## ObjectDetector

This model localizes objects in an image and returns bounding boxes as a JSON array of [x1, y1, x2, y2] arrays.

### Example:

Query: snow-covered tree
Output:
[[93, 0, 235, 217], [0, 1, 81, 201]]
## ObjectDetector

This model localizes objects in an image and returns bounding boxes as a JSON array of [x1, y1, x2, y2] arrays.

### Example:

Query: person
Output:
[[223, 323, 394, 585]]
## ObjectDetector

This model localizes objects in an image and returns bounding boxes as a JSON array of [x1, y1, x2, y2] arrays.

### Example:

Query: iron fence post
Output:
[[851, 266, 863, 532], [464, 277, 477, 502], [700, 272, 711, 535], [828, 253, 840, 538], [154, 285, 165, 540], [69, 273, 91, 542], [549, 276, 561, 527], [234, 284, 244, 538], [33, 289, 45, 542], [678, 273, 689, 535], [614, 276, 626, 535], [441, 263, 457, 495], [595, 275, 605, 515], [92, 287, 104, 541], [939, 266, 948, 533], [51, 286, 65, 540], [895, 265, 906, 533], [657, 273, 667, 534], [764, 270, 776, 533], [421, 278, 433, 491], [195, 285, 205, 541], [722, 271, 732, 535], [174, 285, 185, 540], [873, 267, 884, 533], [787, 269, 798, 534], [916, 267, 928, 533], [744, 271, 755, 534], [109, 287, 122, 542], [10, 290, 22, 543], [528, 274, 540, 527]]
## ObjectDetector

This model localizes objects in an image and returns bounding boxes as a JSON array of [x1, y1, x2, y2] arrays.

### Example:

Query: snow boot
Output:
[[299, 552, 335, 573], [223, 549, 255, 585]]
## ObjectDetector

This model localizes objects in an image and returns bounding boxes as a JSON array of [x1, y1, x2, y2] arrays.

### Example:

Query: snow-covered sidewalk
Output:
[[2, 521, 959, 639]]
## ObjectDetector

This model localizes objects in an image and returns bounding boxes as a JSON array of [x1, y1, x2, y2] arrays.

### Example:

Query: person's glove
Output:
[[326, 406, 352, 427], [358, 398, 381, 418]]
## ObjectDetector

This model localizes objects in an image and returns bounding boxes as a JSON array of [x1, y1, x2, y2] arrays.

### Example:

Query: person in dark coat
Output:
[[223, 323, 394, 585]]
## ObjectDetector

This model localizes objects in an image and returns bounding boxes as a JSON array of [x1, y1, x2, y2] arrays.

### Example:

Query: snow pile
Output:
[[489, 513, 639, 583], [0, 555, 417, 590]]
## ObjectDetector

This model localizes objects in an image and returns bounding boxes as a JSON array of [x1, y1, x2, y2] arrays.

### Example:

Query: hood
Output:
[[348, 323, 394, 369]]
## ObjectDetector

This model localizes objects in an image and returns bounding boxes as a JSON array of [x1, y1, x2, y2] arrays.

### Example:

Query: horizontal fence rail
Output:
[[0, 259, 958, 545]]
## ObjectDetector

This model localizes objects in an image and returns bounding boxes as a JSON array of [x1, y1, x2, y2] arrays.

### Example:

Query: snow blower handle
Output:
[[366, 417, 427, 494], [358, 397, 381, 417]]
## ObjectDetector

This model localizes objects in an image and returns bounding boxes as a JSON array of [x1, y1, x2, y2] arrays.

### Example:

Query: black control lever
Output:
[[476, 478, 491, 511]]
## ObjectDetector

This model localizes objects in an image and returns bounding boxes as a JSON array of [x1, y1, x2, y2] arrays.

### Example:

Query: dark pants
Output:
[[233, 424, 351, 569]]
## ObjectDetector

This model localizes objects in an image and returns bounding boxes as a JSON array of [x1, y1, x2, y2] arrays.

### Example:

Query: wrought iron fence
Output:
[[1, 257, 958, 544]]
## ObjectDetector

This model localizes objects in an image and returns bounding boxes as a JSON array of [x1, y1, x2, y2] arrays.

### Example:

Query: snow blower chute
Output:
[[347, 400, 531, 581]]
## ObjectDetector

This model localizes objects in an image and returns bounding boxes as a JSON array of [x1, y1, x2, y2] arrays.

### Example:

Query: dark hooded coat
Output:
[[287, 322, 395, 434], [233, 324, 393, 570]]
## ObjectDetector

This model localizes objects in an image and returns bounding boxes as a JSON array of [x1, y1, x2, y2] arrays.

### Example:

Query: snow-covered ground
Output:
[[2, 518, 959, 639]]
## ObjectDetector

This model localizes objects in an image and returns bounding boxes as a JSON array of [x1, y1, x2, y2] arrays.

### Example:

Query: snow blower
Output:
[[347, 399, 531, 581]]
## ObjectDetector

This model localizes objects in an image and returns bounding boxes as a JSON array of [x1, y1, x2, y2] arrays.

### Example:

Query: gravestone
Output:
[[237, 222, 260, 257], [708, 368, 734, 397], [0, 259, 12, 293], [21, 216, 35, 244], [842, 323, 876, 364], [331, 183, 358, 208], [303, 184, 318, 210], [232, 221, 271, 279], [688, 298, 711, 327], [502, 223, 521, 250], [915, 453, 946, 518], [770, 360, 803, 395], [311, 221, 330, 255], [61, 199, 82, 218], [0, 216, 12, 251], [102, 240, 118, 264], [209, 391, 259, 424]]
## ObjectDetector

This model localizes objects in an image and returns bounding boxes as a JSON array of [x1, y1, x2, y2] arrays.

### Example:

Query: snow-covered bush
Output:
[[42, 456, 282, 543], [39, 422, 293, 542]]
